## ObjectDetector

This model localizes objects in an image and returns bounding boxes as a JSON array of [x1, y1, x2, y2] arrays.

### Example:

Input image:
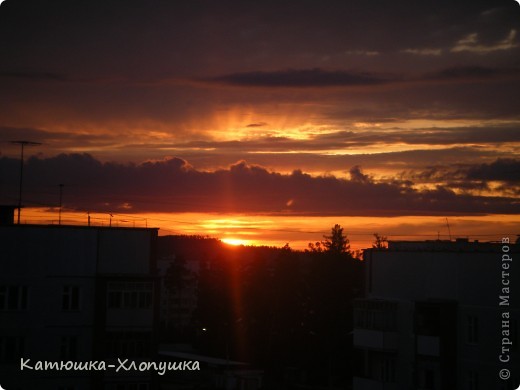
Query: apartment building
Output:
[[0, 213, 159, 390], [353, 238, 519, 390]]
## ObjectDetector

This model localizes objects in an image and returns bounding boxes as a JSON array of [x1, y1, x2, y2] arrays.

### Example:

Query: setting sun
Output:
[[221, 237, 250, 246]]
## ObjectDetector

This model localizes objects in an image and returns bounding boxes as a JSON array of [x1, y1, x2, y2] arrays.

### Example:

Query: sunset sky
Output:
[[0, 0, 519, 249]]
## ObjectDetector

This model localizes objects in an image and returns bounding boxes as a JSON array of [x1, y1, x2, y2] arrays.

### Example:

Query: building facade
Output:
[[353, 239, 519, 390], [0, 223, 159, 390]]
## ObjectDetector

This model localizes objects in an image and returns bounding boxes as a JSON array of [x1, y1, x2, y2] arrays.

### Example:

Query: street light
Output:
[[10, 140, 41, 224]]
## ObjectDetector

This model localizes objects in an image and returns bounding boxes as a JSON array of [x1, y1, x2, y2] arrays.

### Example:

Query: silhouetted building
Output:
[[0, 223, 159, 390], [353, 239, 519, 390], [0, 205, 16, 225]]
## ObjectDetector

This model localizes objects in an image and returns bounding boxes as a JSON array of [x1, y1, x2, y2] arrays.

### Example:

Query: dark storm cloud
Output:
[[323, 126, 520, 146], [0, 0, 518, 128], [322, 76, 520, 121], [496, 183, 520, 197], [205, 68, 393, 88], [118, 146, 504, 178], [423, 66, 520, 81], [204, 65, 520, 89], [464, 158, 520, 182], [0, 0, 518, 197], [0, 154, 517, 216], [405, 159, 520, 184], [2, 1, 519, 79], [348, 166, 371, 183]]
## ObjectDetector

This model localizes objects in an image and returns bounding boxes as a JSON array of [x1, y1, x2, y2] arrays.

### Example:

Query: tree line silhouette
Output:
[[158, 225, 373, 387]]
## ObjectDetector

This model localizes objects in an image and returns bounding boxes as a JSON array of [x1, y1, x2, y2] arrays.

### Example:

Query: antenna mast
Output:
[[445, 217, 452, 241], [10, 140, 42, 224], [58, 184, 64, 225]]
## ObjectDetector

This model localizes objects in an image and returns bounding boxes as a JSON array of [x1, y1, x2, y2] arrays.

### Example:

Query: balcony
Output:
[[354, 328, 398, 350]]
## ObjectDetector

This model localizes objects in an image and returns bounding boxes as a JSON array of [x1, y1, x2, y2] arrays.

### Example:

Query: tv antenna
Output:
[[58, 184, 64, 225], [10, 140, 42, 224], [445, 217, 452, 241]]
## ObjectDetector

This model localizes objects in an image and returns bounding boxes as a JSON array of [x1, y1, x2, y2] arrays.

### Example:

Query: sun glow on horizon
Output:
[[221, 237, 252, 246], [17, 208, 520, 252]]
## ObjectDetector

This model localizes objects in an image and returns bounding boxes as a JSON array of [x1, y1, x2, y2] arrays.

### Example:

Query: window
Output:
[[107, 282, 153, 309], [381, 357, 395, 382], [424, 369, 435, 389], [0, 286, 28, 310], [0, 336, 25, 364], [60, 336, 78, 360], [467, 315, 479, 344], [62, 286, 80, 311], [364, 351, 397, 382], [500, 380, 519, 390], [415, 304, 441, 336], [467, 370, 479, 390], [417, 368, 435, 389], [354, 300, 397, 331]]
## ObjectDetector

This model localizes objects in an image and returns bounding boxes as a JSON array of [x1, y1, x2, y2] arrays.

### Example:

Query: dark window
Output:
[[417, 368, 436, 389], [381, 356, 395, 382], [0, 336, 25, 364], [425, 369, 435, 389], [0, 286, 28, 310], [415, 304, 441, 336], [60, 336, 78, 360], [62, 286, 80, 311], [353, 300, 397, 331], [467, 370, 479, 390], [467, 315, 479, 344], [107, 282, 153, 309]]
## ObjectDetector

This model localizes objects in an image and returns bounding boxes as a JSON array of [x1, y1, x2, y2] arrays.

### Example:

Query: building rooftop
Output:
[[0, 222, 159, 232], [378, 238, 518, 252]]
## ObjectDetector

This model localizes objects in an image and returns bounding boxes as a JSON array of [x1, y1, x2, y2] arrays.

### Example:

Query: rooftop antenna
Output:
[[445, 217, 452, 241], [10, 140, 42, 224], [58, 184, 64, 225]]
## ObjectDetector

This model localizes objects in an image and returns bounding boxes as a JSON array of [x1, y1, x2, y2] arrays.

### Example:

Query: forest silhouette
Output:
[[158, 225, 365, 387]]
